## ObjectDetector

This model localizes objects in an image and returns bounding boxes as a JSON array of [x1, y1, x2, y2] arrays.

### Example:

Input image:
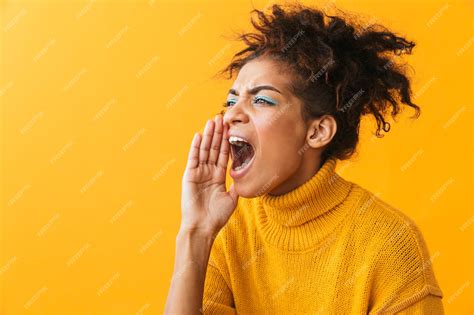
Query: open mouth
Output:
[[229, 136, 256, 171]]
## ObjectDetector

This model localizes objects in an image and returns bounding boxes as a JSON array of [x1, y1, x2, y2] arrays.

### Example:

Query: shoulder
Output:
[[349, 182, 437, 254], [348, 182, 444, 310]]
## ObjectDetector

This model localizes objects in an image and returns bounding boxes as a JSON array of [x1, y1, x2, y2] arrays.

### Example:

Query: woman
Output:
[[165, 3, 444, 314]]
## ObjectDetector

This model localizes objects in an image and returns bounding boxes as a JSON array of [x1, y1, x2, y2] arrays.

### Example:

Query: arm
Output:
[[389, 293, 444, 314], [369, 216, 444, 314], [202, 229, 236, 314], [165, 115, 239, 314], [164, 228, 215, 314]]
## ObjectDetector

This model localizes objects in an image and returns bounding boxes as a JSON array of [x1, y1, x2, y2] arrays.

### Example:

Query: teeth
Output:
[[229, 136, 248, 146], [229, 135, 255, 172], [234, 161, 249, 171]]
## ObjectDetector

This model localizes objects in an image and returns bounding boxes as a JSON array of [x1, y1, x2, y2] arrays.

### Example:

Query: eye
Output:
[[253, 96, 277, 105], [223, 99, 237, 107]]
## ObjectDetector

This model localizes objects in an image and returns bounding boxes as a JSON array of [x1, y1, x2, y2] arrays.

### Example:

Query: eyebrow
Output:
[[228, 85, 282, 96]]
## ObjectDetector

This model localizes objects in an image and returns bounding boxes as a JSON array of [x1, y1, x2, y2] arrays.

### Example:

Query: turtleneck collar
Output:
[[254, 157, 355, 251]]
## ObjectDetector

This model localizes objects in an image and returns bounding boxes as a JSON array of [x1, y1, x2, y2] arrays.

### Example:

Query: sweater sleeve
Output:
[[202, 228, 236, 315], [369, 214, 444, 314], [391, 293, 444, 314]]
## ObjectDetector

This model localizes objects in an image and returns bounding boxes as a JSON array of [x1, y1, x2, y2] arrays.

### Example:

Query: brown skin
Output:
[[165, 115, 238, 314], [165, 56, 337, 314], [223, 56, 338, 197]]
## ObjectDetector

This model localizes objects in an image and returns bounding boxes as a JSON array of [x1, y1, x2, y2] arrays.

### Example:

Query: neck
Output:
[[268, 154, 324, 196], [254, 156, 354, 251]]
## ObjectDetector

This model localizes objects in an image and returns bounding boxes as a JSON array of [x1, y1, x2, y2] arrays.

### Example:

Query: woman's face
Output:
[[223, 56, 319, 198]]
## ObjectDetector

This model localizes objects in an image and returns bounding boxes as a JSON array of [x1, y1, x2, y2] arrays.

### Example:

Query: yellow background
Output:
[[1, 0, 473, 314]]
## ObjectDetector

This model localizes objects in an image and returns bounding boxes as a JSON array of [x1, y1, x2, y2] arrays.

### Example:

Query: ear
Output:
[[306, 115, 337, 149]]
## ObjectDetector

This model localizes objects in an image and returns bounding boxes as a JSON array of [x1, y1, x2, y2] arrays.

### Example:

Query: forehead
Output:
[[231, 57, 293, 93]]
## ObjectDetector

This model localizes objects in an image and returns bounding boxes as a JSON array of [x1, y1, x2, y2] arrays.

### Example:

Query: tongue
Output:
[[234, 143, 254, 168]]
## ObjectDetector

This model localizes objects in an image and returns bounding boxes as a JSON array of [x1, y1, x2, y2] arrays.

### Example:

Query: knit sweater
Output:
[[202, 157, 444, 314]]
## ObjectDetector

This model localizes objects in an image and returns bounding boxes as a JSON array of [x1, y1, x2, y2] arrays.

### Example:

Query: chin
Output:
[[234, 182, 261, 198], [234, 178, 277, 198]]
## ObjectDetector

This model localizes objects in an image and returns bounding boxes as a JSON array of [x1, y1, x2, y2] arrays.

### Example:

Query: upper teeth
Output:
[[229, 136, 248, 146]]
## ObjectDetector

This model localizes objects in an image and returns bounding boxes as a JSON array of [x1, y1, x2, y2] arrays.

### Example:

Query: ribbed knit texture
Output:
[[202, 157, 444, 314]]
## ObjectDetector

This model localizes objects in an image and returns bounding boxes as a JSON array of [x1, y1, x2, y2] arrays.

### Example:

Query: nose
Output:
[[223, 101, 249, 128]]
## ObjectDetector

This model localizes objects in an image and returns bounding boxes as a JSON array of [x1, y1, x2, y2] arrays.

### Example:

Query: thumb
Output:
[[228, 183, 239, 204]]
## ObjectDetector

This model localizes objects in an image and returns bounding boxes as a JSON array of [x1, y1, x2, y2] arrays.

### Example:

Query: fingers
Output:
[[208, 115, 223, 165], [186, 133, 201, 170], [217, 122, 230, 170], [189, 116, 228, 168], [199, 119, 215, 164]]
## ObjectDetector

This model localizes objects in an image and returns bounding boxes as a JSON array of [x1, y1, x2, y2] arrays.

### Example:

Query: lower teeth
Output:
[[234, 161, 249, 171]]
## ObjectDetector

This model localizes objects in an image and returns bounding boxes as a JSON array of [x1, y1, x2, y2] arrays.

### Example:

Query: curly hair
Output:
[[216, 2, 420, 160]]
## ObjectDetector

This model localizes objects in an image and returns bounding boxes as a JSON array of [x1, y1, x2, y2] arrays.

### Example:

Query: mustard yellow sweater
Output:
[[203, 157, 444, 314]]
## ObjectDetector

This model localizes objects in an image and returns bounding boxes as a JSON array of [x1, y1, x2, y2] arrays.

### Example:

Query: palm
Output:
[[181, 116, 238, 235]]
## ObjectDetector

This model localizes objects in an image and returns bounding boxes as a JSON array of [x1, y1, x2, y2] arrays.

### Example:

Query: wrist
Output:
[[177, 226, 218, 243], [178, 224, 219, 240], [174, 227, 216, 272]]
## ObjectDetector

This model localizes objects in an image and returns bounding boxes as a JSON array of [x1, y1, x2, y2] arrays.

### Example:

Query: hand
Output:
[[180, 114, 239, 237]]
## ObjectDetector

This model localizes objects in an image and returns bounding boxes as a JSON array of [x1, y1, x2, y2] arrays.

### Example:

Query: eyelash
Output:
[[222, 96, 275, 108]]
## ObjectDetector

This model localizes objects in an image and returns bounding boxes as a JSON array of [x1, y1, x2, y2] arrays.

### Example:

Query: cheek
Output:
[[254, 120, 304, 171]]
